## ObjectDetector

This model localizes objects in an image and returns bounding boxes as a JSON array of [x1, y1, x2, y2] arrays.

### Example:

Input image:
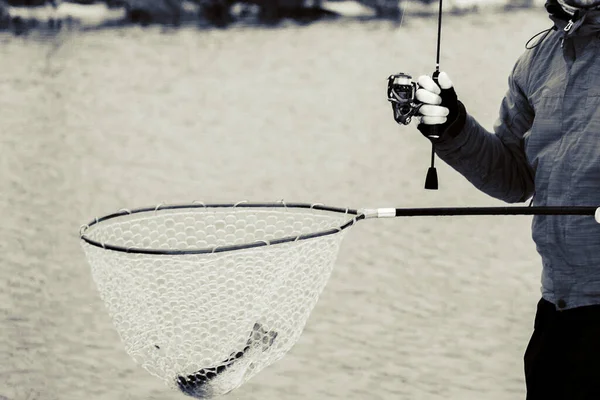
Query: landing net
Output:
[[80, 201, 600, 399], [79, 202, 358, 399]]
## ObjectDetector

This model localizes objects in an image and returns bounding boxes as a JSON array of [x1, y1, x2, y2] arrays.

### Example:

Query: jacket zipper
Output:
[[564, 19, 574, 32], [561, 19, 574, 48]]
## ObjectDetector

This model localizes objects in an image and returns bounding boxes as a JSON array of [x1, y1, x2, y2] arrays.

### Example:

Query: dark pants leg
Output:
[[524, 298, 600, 400]]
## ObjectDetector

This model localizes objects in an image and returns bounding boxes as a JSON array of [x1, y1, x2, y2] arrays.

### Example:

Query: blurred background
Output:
[[1, 1, 553, 399]]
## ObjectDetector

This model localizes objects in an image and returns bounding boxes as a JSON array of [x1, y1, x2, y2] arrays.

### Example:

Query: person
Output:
[[414, 0, 600, 398]]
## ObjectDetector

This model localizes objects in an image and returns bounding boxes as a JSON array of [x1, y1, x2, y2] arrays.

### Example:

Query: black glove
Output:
[[417, 78, 465, 140]]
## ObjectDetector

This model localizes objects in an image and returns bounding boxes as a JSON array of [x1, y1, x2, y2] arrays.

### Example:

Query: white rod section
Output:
[[360, 208, 396, 219]]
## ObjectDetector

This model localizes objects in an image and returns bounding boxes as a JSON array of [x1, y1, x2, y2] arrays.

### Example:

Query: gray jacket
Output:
[[434, 2, 600, 310]]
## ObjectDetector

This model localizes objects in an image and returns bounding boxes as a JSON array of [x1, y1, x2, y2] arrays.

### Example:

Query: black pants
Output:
[[524, 298, 600, 400]]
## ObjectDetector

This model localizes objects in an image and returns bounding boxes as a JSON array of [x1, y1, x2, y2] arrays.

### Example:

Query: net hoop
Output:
[[79, 202, 362, 255]]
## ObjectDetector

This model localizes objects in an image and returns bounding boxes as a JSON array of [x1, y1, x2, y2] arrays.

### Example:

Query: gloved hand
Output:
[[415, 71, 462, 140]]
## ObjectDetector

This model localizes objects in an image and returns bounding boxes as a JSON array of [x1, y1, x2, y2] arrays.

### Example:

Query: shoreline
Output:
[[0, 0, 545, 36]]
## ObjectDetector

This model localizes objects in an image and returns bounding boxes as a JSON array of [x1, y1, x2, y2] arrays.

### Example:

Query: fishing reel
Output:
[[387, 71, 441, 190], [387, 72, 423, 125]]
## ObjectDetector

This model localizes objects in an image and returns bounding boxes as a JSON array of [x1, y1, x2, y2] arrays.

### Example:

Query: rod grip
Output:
[[424, 70, 442, 140]]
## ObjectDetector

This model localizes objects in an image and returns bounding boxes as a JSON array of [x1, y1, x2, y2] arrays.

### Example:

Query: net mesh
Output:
[[80, 206, 354, 399]]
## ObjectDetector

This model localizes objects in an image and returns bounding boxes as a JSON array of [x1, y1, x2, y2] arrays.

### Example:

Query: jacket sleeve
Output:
[[433, 54, 536, 203]]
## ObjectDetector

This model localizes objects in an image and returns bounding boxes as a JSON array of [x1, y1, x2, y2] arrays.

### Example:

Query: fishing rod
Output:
[[387, 0, 445, 189]]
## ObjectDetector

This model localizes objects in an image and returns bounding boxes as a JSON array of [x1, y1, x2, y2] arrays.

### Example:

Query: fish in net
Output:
[[79, 201, 600, 399], [176, 322, 278, 398]]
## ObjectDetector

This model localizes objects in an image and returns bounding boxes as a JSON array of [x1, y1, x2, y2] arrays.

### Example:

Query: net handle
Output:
[[360, 206, 600, 220]]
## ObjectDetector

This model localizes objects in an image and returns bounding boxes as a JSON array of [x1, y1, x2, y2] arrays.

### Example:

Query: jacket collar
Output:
[[546, 0, 600, 37]]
